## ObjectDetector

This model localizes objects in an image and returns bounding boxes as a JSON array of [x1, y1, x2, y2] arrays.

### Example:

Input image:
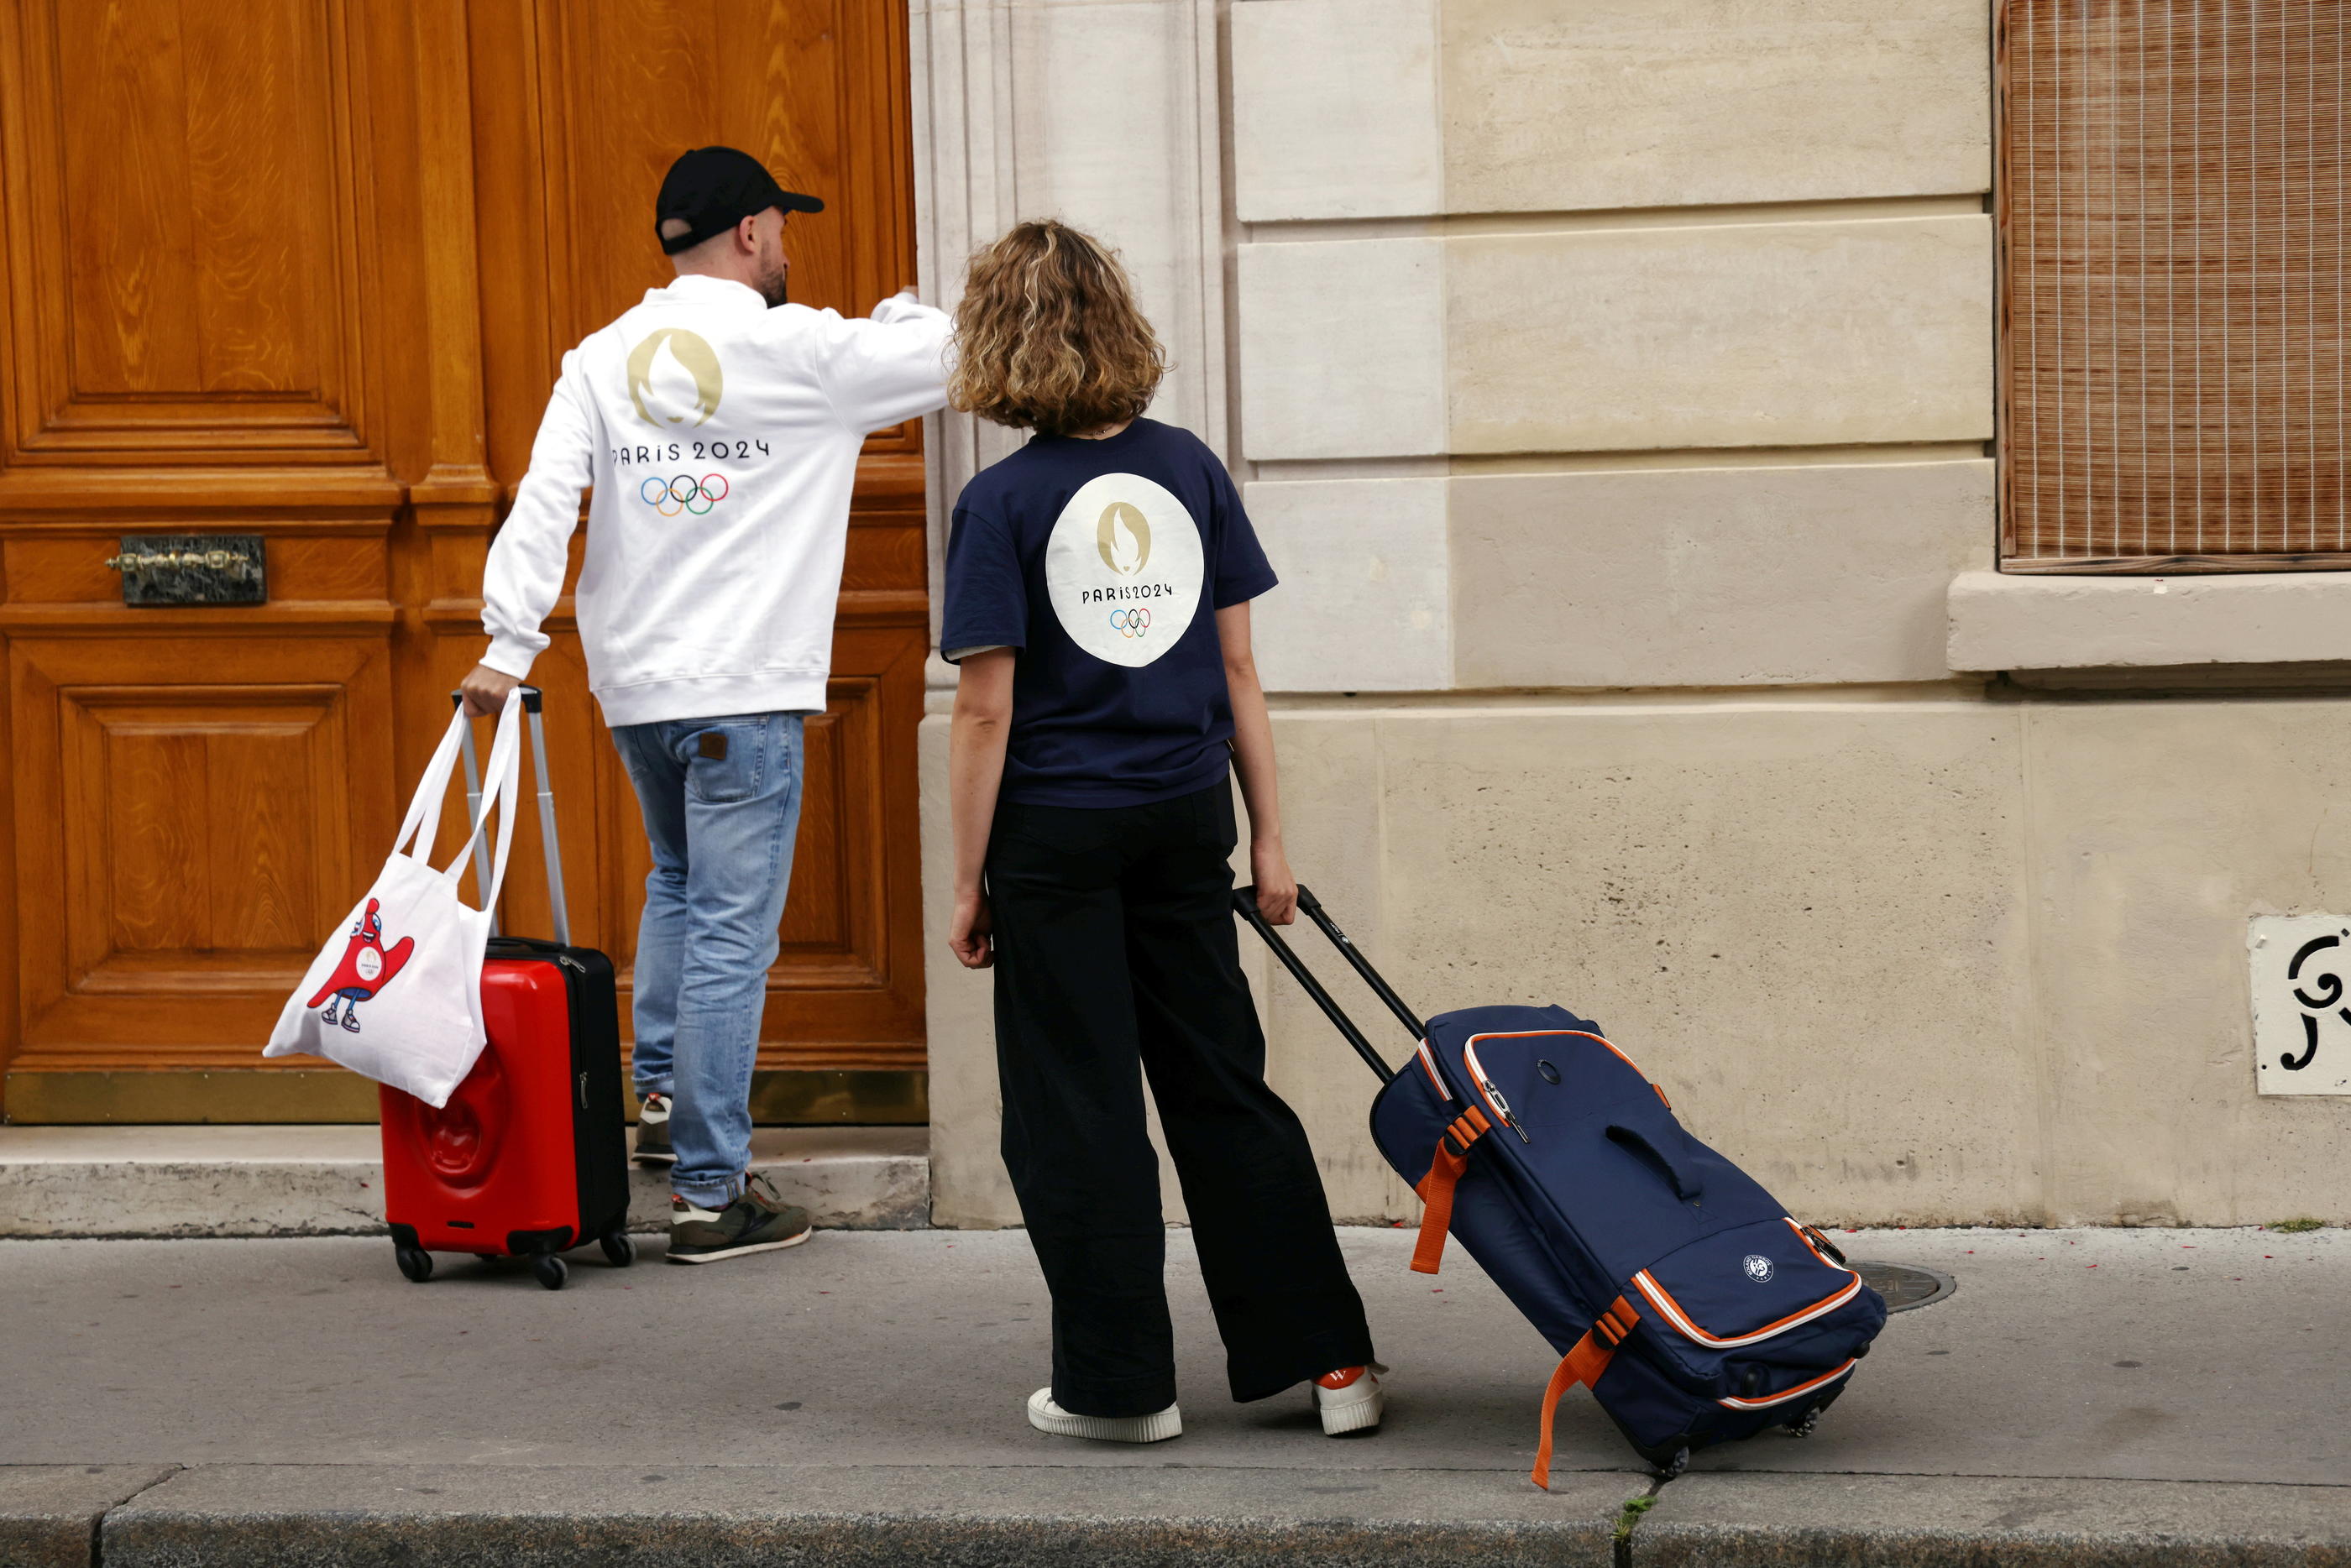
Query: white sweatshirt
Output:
[[480, 274, 950, 726]]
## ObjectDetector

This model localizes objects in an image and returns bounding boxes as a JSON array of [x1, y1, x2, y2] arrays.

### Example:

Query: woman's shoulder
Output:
[[1139, 419, 1235, 477], [1128, 416, 1212, 456], [951, 445, 1038, 520]]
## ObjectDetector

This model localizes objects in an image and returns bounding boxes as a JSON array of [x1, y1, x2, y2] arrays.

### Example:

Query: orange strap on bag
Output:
[[1409, 1107, 1491, 1274], [1532, 1296, 1640, 1490]]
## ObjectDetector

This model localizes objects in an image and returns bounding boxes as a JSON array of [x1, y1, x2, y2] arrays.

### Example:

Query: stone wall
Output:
[[914, 0, 2351, 1230]]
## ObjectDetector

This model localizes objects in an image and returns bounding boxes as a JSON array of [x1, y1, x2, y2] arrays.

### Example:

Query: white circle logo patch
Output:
[[355, 948, 384, 984], [1742, 1254, 1776, 1283], [1045, 473, 1202, 668]]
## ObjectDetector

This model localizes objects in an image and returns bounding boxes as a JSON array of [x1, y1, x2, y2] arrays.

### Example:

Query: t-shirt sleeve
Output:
[[1208, 463, 1279, 609], [940, 501, 1029, 661]]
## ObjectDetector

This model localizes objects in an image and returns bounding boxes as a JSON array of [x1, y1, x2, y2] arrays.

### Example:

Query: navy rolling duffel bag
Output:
[[1238, 886, 1887, 1486]]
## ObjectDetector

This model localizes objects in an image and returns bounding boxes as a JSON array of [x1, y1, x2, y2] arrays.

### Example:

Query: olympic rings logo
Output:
[[1109, 607, 1152, 638], [639, 473, 730, 517]]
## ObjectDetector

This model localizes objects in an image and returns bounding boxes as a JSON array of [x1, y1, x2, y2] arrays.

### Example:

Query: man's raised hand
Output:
[[458, 662, 520, 718]]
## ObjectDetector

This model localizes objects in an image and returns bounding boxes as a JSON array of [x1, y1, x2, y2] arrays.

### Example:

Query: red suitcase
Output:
[[379, 687, 631, 1290]]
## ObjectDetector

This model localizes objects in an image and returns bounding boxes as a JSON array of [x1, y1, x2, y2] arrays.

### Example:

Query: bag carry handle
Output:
[[450, 686, 572, 948], [1231, 884, 1423, 1085], [1606, 1122, 1705, 1202]]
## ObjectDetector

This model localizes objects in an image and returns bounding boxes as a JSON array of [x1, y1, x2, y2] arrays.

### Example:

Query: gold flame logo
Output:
[[1097, 502, 1151, 574], [626, 328, 725, 428]]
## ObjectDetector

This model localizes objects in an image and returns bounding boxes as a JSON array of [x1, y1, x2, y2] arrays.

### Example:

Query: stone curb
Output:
[[0, 1466, 175, 1568], [1635, 1471, 2351, 1567], [9, 1464, 2348, 1568], [86, 1464, 1631, 1568], [103, 1512, 1621, 1568]]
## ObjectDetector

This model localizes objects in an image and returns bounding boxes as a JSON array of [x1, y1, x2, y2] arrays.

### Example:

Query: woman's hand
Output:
[[947, 651, 1013, 970], [949, 887, 994, 968], [1251, 836, 1297, 926]]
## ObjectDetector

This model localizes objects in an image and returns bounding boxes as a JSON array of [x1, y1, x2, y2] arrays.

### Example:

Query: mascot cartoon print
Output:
[[306, 899, 415, 1033]]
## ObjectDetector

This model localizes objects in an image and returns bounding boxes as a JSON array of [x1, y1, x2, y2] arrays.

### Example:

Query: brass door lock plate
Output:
[[103, 535, 267, 606]]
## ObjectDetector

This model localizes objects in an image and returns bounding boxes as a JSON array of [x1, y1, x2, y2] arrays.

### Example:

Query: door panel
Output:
[[3, 0, 376, 461], [12, 635, 395, 1067]]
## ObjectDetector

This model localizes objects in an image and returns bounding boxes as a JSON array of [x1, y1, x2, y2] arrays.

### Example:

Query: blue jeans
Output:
[[610, 712, 805, 1208]]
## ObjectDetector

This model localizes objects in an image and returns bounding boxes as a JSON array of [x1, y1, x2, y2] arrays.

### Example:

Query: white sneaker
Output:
[[1312, 1363, 1387, 1435], [1025, 1387, 1182, 1444]]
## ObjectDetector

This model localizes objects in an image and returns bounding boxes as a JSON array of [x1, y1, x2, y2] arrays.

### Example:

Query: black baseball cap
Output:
[[655, 146, 823, 255]]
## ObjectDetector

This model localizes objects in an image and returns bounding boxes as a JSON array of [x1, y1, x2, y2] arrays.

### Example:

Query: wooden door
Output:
[[469, 0, 929, 1119], [0, 0, 928, 1123]]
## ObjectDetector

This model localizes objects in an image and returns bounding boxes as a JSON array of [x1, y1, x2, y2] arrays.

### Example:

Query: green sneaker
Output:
[[633, 1091, 675, 1166], [667, 1174, 814, 1264]]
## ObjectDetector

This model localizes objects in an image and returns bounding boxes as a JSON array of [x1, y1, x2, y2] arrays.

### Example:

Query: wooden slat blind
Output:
[[2000, 1, 2349, 572]]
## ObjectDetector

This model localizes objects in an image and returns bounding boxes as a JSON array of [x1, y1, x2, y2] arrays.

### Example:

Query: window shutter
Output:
[[2000, 0, 2349, 571]]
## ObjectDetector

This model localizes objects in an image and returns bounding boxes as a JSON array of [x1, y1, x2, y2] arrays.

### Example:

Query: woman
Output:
[[941, 221, 1384, 1443]]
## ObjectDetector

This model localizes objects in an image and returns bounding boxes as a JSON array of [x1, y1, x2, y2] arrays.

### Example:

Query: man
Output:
[[460, 145, 950, 1263]]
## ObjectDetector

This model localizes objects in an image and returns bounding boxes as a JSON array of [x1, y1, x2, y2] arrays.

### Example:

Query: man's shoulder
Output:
[[761, 301, 837, 331], [762, 303, 877, 348], [563, 300, 833, 400], [584, 296, 830, 346]]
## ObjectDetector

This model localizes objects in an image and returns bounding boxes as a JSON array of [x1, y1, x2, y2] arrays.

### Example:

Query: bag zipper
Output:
[[1631, 1220, 1865, 1350], [1413, 1041, 1452, 1101], [1458, 1036, 1532, 1142], [1632, 1268, 1863, 1348], [1457, 1027, 1666, 1145], [1715, 1357, 1857, 1410]]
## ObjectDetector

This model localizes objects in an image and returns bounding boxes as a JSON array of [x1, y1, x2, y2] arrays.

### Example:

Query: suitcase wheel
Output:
[[533, 1255, 568, 1291], [395, 1246, 434, 1284], [600, 1231, 636, 1268], [1783, 1404, 1823, 1439], [1655, 1446, 1689, 1482]]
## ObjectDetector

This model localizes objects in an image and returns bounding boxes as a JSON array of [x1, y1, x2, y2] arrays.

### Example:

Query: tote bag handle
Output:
[[453, 687, 570, 946], [446, 695, 525, 912], [388, 691, 524, 913]]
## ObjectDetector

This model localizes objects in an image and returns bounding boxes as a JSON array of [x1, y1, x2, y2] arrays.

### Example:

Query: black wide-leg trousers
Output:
[[986, 782, 1375, 1418]]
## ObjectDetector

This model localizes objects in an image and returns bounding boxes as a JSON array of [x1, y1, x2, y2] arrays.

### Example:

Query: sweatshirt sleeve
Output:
[[480, 352, 597, 678], [813, 292, 953, 435]]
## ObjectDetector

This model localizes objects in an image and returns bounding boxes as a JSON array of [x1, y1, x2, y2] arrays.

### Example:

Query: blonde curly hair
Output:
[[948, 220, 1166, 437]]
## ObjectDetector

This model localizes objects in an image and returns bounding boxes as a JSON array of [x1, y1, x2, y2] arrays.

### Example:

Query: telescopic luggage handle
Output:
[[1232, 884, 1425, 1085], [450, 686, 571, 947]]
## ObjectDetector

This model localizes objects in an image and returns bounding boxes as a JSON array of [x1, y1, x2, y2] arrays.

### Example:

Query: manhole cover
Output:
[[1854, 1260, 1956, 1312]]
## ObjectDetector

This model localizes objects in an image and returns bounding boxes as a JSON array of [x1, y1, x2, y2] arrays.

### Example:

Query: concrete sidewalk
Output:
[[2, 1226, 2345, 1565]]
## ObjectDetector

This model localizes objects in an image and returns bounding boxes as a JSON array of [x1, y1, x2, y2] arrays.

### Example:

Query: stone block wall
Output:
[[914, 0, 2351, 1230]]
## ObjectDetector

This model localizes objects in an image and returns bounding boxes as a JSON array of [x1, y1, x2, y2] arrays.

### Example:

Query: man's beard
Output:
[[756, 261, 789, 308]]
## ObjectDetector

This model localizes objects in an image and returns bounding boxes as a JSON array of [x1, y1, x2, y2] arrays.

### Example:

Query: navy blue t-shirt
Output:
[[941, 419, 1278, 808]]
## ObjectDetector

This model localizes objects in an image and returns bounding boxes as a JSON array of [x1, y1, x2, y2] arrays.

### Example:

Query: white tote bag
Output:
[[264, 693, 524, 1107]]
